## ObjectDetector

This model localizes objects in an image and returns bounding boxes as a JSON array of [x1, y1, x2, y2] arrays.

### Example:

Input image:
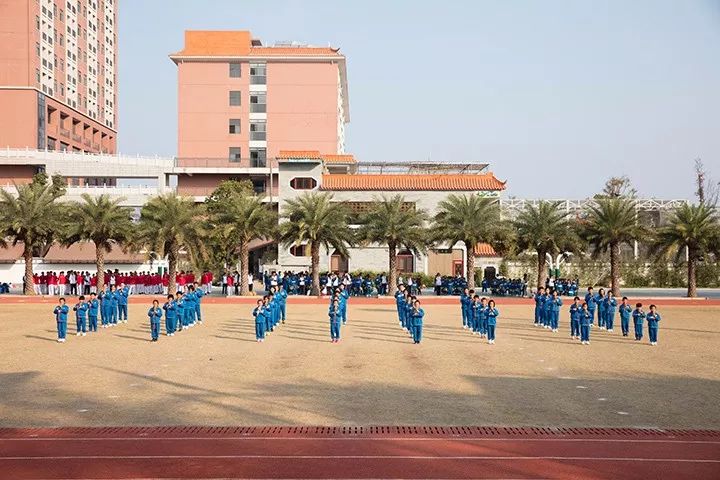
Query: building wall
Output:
[[177, 60, 250, 159], [0, 0, 117, 152], [266, 62, 339, 157], [0, 89, 37, 148], [0, 165, 37, 185]]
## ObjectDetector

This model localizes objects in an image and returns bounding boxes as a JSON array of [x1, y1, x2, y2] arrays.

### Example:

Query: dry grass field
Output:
[[1, 302, 718, 428]]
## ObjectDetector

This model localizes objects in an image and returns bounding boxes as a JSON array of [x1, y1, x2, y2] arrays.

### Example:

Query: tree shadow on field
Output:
[[2, 369, 720, 432]]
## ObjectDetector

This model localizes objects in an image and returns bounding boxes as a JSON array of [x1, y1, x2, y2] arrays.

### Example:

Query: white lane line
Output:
[[1, 436, 718, 444], [1, 455, 718, 462]]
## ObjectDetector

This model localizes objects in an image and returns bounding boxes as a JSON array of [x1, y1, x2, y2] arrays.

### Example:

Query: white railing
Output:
[[0, 147, 175, 168], [500, 198, 688, 215], [1, 184, 170, 196]]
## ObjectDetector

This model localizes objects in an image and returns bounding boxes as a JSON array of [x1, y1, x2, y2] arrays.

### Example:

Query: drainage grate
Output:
[[1, 426, 718, 440]]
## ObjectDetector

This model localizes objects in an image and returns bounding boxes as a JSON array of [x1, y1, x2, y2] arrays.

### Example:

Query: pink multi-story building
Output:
[[0, 0, 117, 160], [169, 30, 349, 197]]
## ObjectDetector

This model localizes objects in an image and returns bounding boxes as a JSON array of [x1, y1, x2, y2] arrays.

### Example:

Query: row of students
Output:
[[252, 285, 289, 342], [459, 289, 501, 344], [394, 285, 425, 343], [53, 283, 205, 342], [532, 287, 564, 331], [328, 285, 350, 342]]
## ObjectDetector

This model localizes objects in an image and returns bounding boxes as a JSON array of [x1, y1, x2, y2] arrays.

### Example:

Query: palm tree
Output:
[[280, 192, 353, 296], [581, 197, 642, 296], [136, 194, 208, 293], [357, 194, 428, 295], [514, 201, 575, 289], [651, 203, 719, 297], [210, 193, 277, 295], [63, 194, 134, 292], [433, 194, 507, 290], [0, 175, 66, 294]]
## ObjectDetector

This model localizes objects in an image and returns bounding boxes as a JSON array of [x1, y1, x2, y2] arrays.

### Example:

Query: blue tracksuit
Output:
[[253, 305, 267, 340], [647, 312, 661, 343], [329, 306, 341, 340], [404, 301, 413, 331], [163, 300, 177, 334], [340, 290, 349, 324], [278, 290, 287, 322], [486, 307, 499, 341], [117, 286, 129, 321], [550, 297, 563, 330], [596, 294, 606, 328], [110, 291, 119, 324], [632, 309, 645, 340], [534, 293, 545, 324], [411, 307, 424, 343], [394, 291, 404, 322], [195, 289, 204, 323], [176, 297, 185, 330], [148, 306, 162, 340], [605, 297, 617, 330], [585, 293, 596, 325], [183, 291, 195, 326], [460, 294, 471, 327], [99, 289, 110, 325], [542, 295, 552, 327], [580, 310, 591, 342], [471, 301, 481, 334], [569, 303, 582, 337], [54, 304, 69, 340], [88, 299, 99, 331], [619, 304, 632, 336], [73, 301, 88, 334]]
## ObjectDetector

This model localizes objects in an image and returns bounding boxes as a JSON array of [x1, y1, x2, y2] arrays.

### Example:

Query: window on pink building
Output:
[[229, 63, 241, 78]]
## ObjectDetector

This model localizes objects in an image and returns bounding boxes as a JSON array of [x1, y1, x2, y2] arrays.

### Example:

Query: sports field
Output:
[[1, 300, 719, 429]]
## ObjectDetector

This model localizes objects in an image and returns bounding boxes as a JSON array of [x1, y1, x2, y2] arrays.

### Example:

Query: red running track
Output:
[[0, 426, 718, 479]]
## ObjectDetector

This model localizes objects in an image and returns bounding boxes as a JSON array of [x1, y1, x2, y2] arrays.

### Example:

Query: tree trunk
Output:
[[23, 245, 35, 295], [95, 244, 105, 292], [610, 241, 620, 297], [167, 245, 178, 294], [310, 242, 321, 297], [388, 241, 397, 296], [466, 241, 476, 290], [536, 249, 545, 290], [239, 239, 250, 295], [687, 248, 697, 298]]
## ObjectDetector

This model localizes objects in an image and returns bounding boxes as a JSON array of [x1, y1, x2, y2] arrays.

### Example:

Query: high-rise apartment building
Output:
[[0, 0, 118, 153], [170, 30, 349, 197]]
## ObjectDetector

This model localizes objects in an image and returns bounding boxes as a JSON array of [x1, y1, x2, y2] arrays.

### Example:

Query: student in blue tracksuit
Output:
[[395, 285, 406, 326], [604, 292, 618, 332], [404, 295, 414, 336], [109, 285, 119, 325], [253, 299, 266, 342], [632, 303, 645, 341], [148, 300, 163, 342], [619, 297, 632, 337], [264, 294, 274, 334], [460, 288, 471, 329], [550, 290, 563, 332], [117, 283, 129, 323], [585, 287, 596, 326], [569, 296, 582, 339], [477, 297, 489, 337], [163, 294, 177, 336], [97, 287, 107, 326], [579, 303, 592, 344], [533, 287, 546, 326], [470, 295, 481, 335], [175, 292, 185, 332], [486, 300, 499, 344], [596, 288, 607, 329], [88, 292, 99, 332], [542, 291, 553, 329], [410, 299, 425, 344], [329, 299, 341, 342], [73, 295, 89, 336], [54, 298, 69, 343], [193, 282, 205, 324], [339, 285, 349, 325], [278, 284, 288, 324], [646, 304, 661, 346], [184, 286, 196, 327]]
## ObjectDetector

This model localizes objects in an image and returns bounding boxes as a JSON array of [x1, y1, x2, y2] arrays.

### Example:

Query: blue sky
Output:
[[118, 0, 720, 199]]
